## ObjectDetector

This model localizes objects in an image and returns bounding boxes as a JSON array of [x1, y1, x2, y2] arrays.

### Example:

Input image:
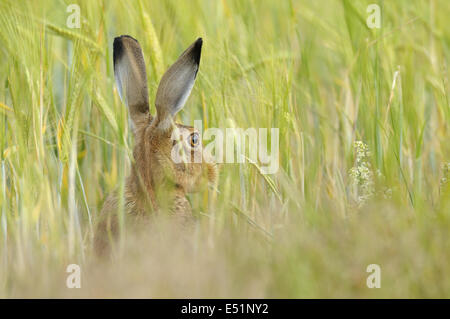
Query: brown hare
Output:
[[94, 35, 217, 254]]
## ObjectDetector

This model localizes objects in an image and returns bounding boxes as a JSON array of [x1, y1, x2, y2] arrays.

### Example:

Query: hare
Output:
[[94, 35, 217, 254]]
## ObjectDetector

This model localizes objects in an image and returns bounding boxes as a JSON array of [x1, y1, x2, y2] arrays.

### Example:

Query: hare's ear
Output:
[[155, 38, 202, 130], [113, 35, 149, 124]]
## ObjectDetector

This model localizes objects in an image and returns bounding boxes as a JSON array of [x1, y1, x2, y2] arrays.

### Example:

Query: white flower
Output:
[[349, 141, 375, 207]]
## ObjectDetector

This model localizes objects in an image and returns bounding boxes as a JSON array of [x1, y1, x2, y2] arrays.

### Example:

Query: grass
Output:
[[0, 0, 449, 298]]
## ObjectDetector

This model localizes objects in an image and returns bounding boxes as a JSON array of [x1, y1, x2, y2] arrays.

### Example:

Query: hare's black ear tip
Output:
[[118, 35, 139, 43], [113, 37, 125, 65], [192, 37, 203, 64], [194, 37, 203, 52], [113, 35, 139, 65]]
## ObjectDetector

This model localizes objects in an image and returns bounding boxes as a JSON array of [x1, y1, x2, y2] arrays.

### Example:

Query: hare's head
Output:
[[113, 35, 216, 212]]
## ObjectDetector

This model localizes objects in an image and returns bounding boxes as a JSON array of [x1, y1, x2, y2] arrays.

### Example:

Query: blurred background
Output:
[[0, 0, 449, 297]]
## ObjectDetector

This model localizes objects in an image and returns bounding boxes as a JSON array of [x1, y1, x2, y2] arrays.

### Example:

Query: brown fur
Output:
[[94, 36, 217, 255]]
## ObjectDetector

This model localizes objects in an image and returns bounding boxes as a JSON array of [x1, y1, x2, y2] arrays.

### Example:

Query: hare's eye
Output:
[[189, 132, 200, 148]]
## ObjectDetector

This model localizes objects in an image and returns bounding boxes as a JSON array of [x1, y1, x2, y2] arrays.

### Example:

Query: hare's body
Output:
[[94, 36, 217, 254]]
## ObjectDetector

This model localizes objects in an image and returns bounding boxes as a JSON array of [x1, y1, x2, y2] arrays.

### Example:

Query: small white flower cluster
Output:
[[349, 141, 375, 207]]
